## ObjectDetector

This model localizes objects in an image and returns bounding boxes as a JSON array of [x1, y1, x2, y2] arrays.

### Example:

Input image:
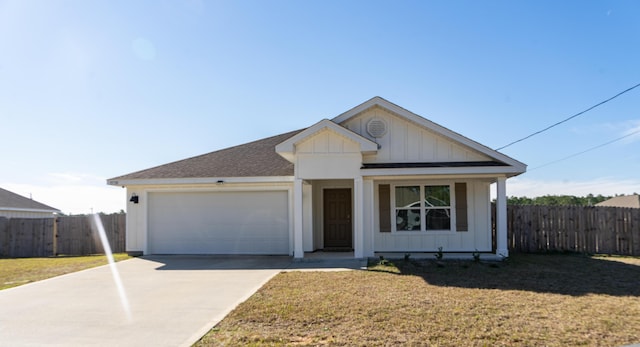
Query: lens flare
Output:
[[91, 214, 132, 322]]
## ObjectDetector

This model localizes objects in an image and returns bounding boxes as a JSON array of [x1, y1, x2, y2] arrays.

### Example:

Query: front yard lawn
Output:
[[0, 254, 131, 290], [196, 254, 640, 346]]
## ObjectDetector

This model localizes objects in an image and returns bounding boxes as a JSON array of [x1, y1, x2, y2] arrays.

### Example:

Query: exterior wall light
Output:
[[129, 193, 139, 204]]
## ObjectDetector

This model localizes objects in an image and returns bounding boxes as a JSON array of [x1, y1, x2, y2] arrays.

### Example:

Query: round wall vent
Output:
[[366, 119, 387, 138]]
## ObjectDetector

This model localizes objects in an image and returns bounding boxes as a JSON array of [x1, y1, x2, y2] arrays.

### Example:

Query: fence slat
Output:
[[632, 208, 640, 256]]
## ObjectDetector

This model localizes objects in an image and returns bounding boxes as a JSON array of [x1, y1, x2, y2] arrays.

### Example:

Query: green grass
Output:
[[196, 254, 640, 346], [0, 254, 131, 290]]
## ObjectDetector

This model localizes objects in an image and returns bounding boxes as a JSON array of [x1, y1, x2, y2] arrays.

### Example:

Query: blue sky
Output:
[[1, 0, 639, 214]]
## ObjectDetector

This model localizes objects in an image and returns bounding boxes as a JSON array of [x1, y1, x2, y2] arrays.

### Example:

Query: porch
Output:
[[292, 176, 510, 260]]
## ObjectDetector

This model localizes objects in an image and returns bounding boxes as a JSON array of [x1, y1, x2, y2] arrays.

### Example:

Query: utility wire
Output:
[[528, 128, 640, 172], [496, 82, 640, 150]]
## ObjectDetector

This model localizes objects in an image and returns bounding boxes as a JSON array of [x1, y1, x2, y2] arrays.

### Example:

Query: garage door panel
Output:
[[148, 191, 289, 254]]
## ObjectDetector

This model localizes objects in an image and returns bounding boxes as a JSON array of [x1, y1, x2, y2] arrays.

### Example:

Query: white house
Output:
[[108, 97, 526, 259], [0, 187, 60, 219]]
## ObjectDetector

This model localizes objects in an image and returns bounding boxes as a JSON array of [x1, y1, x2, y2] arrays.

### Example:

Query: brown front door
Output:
[[323, 188, 352, 250]]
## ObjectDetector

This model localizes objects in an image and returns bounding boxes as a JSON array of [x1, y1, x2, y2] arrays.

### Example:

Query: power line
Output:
[[528, 128, 640, 172], [496, 82, 640, 150]]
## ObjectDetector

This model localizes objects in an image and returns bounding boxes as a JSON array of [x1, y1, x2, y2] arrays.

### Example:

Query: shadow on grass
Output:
[[370, 253, 640, 297]]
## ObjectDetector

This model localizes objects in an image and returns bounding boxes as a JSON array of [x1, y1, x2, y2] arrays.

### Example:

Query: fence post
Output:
[[52, 217, 58, 256], [632, 208, 640, 255], [0, 217, 7, 257]]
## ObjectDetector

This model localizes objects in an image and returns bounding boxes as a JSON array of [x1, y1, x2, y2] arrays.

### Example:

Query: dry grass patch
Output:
[[196, 254, 640, 346], [0, 254, 131, 290]]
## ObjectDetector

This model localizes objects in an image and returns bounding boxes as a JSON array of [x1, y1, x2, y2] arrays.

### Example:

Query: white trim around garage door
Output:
[[144, 185, 293, 254]]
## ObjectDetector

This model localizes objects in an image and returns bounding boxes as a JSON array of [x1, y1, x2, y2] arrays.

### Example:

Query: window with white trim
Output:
[[393, 184, 453, 232]]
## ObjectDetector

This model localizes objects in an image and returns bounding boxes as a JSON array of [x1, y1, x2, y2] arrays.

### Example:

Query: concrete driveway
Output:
[[0, 256, 293, 347]]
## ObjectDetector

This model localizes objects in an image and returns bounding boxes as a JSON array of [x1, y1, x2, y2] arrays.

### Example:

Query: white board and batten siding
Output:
[[337, 106, 496, 253], [126, 187, 291, 255], [374, 180, 492, 252], [342, 106, 492, 163], [0, 209, 57, 219], [295, 129, 364, 179]]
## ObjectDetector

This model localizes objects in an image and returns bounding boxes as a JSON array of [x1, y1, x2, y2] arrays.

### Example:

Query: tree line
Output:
[[507, 194, 616, 206]]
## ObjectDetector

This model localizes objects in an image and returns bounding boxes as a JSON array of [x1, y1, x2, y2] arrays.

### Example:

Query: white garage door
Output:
[[147, 191, 289, 254]]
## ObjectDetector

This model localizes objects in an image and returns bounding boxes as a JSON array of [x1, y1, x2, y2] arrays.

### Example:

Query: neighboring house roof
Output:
[[595, 195, 640, 208], [110, 129, 302, 181], [0, 187, 59, 213]]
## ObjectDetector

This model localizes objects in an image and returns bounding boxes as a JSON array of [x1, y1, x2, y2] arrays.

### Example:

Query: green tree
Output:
[[507, 194, 614, 206]]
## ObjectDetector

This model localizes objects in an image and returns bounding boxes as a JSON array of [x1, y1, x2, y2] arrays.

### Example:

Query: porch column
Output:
[[294, 178, 304, 258], [362, 178, 375, 257], [496, 176, 509, 258], [353, 177, 364, 259]]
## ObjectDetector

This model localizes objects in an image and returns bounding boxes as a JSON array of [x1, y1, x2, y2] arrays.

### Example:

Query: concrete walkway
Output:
[[0, 255, 365, 347]]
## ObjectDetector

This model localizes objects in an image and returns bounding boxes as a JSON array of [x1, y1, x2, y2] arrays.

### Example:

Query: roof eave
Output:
[[275, 119, 378, 156], [107, 176, 295, 187], [361, 166, 526, 177], [0, 207, 60, 213]]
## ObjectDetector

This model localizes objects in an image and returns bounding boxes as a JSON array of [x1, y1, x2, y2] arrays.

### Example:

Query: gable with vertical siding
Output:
[[341, 105, 492, 164]]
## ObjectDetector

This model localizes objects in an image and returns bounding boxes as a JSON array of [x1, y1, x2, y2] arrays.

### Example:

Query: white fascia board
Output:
[[107, 176, 295, 187], [277, 152, 295, 163], [332, 97, 527, 172], [0, 207, 59, 213], [361, 166, 524, 177], [275, 119, 378, 154], [365, 174, 503, 182], [332, 96, 385, 123]]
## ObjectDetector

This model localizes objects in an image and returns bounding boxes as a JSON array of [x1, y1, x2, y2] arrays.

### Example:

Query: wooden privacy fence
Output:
[[56, 214, 126, 256], [0, 218, 54, 257], [0, 213, 126, 258], [507, 205, 640, 255]]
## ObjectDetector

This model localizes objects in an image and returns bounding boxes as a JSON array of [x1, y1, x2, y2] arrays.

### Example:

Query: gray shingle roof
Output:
[[110, 129, 303, 181], [0, 188, 59, 212]]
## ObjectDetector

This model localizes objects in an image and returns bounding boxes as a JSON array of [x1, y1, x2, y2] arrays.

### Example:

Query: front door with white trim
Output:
[[323, 188, 352, 250]]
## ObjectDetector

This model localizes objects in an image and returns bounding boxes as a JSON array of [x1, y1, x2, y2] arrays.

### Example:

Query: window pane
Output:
[[396, 208, 421, 231], [395, 186, 421, 231], [424, 185, 450, 207], [425, 208, 451, 230], [395, 186, 420, 207]]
